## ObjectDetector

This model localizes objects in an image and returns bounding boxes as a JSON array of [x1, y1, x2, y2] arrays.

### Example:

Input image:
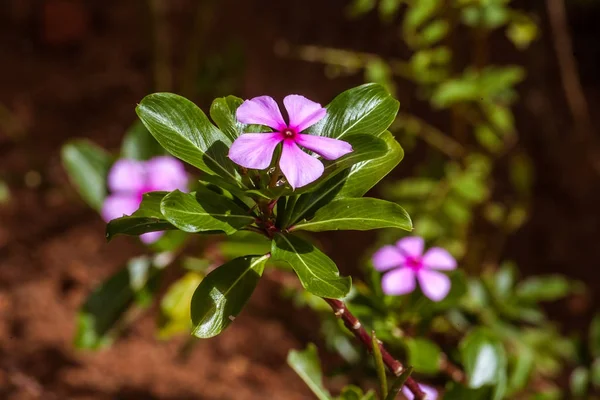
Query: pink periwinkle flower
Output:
[[402, 384, 438, 400], [372, 236, 457, 302], [101, 156, 188, 244], [228, 95, 353, 189]]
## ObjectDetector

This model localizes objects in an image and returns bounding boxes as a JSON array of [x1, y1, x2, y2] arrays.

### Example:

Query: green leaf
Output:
[[371, 332, 388, 398], [247, 134, 388, 200], [443, 382, 490, 400], [570, 366, 589, 397], [136, 93, 240, 183], [271, 234, 351, 299], [460, 328, 507, 389], [287, 343, 332, 400], [590, 314, 600, 358], [291, 197, 411, 232], [191, 255, 268, 338], [158, 272, 203, 339], [160, 189, 254, 234], [406, 338, 442, 374], [515, 275, 572, 303], [306, 83, 399, 140], [121, 120, 164, 160], [384, 367, 414, 400], [105, 192, 173, 241], [338, 386, 376, 400], [61, 139, 112, 211], [288, 131, 403, 225], [507, 346, 533, 394], [209, 95, 244, 142], [75, 256, 161, 349]]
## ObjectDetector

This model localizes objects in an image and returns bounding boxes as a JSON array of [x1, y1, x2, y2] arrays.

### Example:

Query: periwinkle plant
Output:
[[105, 83, 432, 398]]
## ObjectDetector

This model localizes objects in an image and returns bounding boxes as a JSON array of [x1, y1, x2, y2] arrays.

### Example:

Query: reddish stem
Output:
[[324, 298, 426, 399]]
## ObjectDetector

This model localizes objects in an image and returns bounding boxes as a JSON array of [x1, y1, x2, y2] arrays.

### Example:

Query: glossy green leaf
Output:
[[61, 139, 112, 211], [384, 367, 414, 400], [136, 93, 240, 183], [287, 343, 331, 400], [160, 189, 254, 234], [460, 328, 507, 389], [105, 192, 173, 241], [515, 275, 572, 303], [209, 95, 244, 142], [75, 256, 161, 349], [306, 83, 399, 140], [291, 197, 411, 232], [191, 255, 268, 338], [246, 134, 387, 200], [158, 272, 203, 339], [406, 338, 442, 374], [271, 234, 351, 299], [288, 131, 403, 225], [121, 120, 164, 160]]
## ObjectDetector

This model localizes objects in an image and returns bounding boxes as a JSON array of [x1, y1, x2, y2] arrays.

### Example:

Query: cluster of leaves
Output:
[[289, 259, 588, 399], [64, 84, 414, 344]]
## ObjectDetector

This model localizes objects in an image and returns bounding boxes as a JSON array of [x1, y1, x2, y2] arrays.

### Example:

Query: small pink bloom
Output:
[[101, 156, 188, 243], [402, 383, 438, 400], [372, 236, 457, 302], [229, 95, 353, 189]]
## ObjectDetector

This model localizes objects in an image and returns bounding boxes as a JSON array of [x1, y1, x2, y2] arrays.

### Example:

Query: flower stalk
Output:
[[323, 298, 426, 400]]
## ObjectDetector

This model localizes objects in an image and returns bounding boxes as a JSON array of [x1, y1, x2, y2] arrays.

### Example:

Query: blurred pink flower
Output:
[[402, 383, 438, 400], [372, 236, 456, 301], [101, 156, 187, 243], [228, 95, 353, 189]]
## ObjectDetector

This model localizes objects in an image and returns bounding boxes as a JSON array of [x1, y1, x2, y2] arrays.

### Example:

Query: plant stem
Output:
[[323, 298, 426, 400]]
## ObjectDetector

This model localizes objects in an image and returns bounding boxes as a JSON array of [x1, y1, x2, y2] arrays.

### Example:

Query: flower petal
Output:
[[295, 134, 353, 160], [372, 245, 405, 271], [422, 247, 457, 271], [396, 236, 425, 258], [107, 159, 146, 193], [101, 194, 140, 222], [228, 132, 283, 170], [417, 269, 451, 302], [402, 384, 438, 400], [381, 268, 416, 296], [140, 231, 164, 244], [236, 96, 286, 130], [279, 141, 324, 189], [145, 156, 188, 192], [283, 95, 327, 131]]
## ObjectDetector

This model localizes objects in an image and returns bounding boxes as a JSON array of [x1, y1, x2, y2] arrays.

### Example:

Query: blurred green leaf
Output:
[[591, 358, 600, 388], [191, 255, 267, 338], [406, 338, 442, 374], [160, 189, 254, 234], [515, 275, 573, 303], [506, 14, 538, 50], [291, 197, 411, 232], [371, 332, 388, 398], [0, 180, 10, 204], [136, 93, 240, 183], [61, 139, 112, 211], [507, 346, 533, 394], [159, 272, 203, 339], [365, 59, 396, 96], [570, 366, 590, 397], [271, 233, 351, 299], [121, 120, 164, 160], [338, 385, 376, 400], [75, 256, 161, 349], [460, 327, 507, 389], [590, 314, 600, 358], [444, 382, 490, 400], [287, 343, 331, 400]]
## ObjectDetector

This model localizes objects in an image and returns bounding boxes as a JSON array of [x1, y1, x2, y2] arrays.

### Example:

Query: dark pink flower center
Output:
[[281, 127, 297, 140], [405, 256, 423, 271]]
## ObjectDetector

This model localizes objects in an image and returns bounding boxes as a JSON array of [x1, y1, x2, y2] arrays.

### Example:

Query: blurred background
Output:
[[1, 0, 600, 399]]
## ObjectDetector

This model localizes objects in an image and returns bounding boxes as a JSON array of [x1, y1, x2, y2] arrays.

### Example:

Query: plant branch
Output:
[[323, 298, 426, 400]]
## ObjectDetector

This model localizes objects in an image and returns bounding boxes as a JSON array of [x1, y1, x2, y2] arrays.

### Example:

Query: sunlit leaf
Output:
[[287, 343, 331, 400]]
